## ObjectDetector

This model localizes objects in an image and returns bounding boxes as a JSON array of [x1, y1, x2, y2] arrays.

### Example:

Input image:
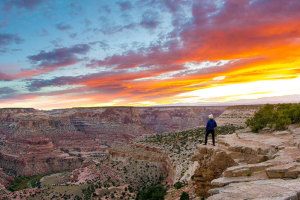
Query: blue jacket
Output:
[[206, 119, 217, 131]]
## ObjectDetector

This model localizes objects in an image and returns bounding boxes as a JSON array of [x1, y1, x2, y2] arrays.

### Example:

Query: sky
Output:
[[0, 0, 300, 109]]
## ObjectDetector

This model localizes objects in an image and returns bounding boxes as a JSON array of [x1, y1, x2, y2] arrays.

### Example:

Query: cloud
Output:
[[28, 44, 90, 69], [93, 0, 300, 70], [0, 33, 23, 47], [140, 10, 160, 29], [118, 1, 133, 11], [0, 44, 93, 80], [98, 23, 137, 35], [55, 23, 72, 31], [0, 87, 17, 99], [0, 72, 13, 81], [89, 41, 110, 51], [26, 64, 185, 92], [3, 0, 47, 11], [27, 76, 76, 91], [162, 0, 189, 13], [179, 0, 300, 61], [73, 0, 300, 106], [69, 33, 77, 38], [3, 0, 300, 108]]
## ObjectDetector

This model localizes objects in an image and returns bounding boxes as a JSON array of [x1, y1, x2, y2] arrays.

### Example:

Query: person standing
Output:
[[204, 114, 217, 146]]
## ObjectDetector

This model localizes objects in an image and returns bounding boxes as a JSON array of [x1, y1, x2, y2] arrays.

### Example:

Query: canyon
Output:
[[3, 105, 293, 199], [0, 106, 228, 177]]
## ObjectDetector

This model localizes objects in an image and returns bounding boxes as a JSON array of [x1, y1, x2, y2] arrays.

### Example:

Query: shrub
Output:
[[136, 184, 167, 200], [174, 181, 183, 189], [246, 104, 275, 132], [274, 111, 292, 130], [180, 191, 190, 200], [246, 104, 300, 132]]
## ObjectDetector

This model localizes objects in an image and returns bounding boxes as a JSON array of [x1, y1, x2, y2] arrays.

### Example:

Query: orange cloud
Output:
[[2, 0, 300, 108]]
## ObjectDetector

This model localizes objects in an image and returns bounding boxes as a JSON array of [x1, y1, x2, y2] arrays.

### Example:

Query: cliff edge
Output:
[[191, 124, 300, 200]]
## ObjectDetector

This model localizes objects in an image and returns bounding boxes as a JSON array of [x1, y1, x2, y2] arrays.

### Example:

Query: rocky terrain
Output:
[[216, 105, 261, 127], [0, 105, 272, 199], [174, 124, 300, 200], [0, 106, 227, 177]]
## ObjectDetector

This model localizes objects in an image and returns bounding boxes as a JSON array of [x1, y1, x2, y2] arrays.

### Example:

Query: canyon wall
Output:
[[0, 106, 229, 176]]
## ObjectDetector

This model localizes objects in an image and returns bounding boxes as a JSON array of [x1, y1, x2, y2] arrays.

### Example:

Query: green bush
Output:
[[136, 184, 167, 200], [246, 104, 300, 132], [7, 175, 42, 192], [174, 181, 183, 189], [180, 191, 190, 200]]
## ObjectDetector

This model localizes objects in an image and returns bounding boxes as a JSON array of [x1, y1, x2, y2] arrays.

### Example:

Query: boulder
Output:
[[192, 145, 237, 197]]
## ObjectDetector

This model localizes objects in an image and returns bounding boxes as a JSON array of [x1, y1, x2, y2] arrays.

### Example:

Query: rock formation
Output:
[[0, 105, 263, 199], [0, 106, 227, 177], [109, 143, 176, 185], [216, 105, 261, 127], [191, 146, 237, 197], [0, 136, 84, 176], [191, 124, 300, 200]]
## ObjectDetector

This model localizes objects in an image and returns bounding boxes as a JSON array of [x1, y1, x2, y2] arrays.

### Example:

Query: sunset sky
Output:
[[0, 0, 300, 109]]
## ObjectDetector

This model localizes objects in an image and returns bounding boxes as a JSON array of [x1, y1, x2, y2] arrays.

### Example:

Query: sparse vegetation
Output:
[[180, 191, 190, 200], [135, 124, 241, 180], [174, 181, 183, 189], [7, 175, 42, 191], [246, 103, 300, 132], [136, 184, 167, 200]]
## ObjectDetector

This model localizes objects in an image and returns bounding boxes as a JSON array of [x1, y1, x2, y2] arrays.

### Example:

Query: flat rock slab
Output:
[[266, 162, 300, 178], [223, 162, 275, 177], [273, 130, 291, 136], [211, 176, 267, 187], [208, 178, 300, 200]]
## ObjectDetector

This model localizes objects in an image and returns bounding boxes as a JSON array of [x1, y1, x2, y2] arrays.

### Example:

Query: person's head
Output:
[[209, 114, 214, 119]]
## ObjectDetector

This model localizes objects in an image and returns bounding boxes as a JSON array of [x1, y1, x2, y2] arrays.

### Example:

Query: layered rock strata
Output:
[[0, 137, 84, 176], [216, 105, 260, 127], [0, 106, 228, 176], [108, 143, 176, 185], [192, 124, 300, 200], [191, 146, 237, 197]]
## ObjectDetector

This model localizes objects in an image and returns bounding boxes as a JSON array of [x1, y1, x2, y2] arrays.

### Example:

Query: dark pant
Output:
[[205, 129, 215, 145]]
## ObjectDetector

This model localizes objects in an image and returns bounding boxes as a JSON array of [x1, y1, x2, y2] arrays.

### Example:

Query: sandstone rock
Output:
[[192, 127, 300, 199], [109, 143, 175, 185], [211, 175, 267, 187], [223, 162, 274, 177], [273, 130, 291, 136], [0, 137, 84, 176], [216, 105, 260, 127], [266, 162, 300, 179], [288, 124, 300, 135], [208, 179, 300, 200], [192, 145, 237, 198], [217, 132, 286, 164]]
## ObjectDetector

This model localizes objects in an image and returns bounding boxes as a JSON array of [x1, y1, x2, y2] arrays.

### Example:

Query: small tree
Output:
[[180, 191, 190, 200], [174, 181, 183, 189]]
